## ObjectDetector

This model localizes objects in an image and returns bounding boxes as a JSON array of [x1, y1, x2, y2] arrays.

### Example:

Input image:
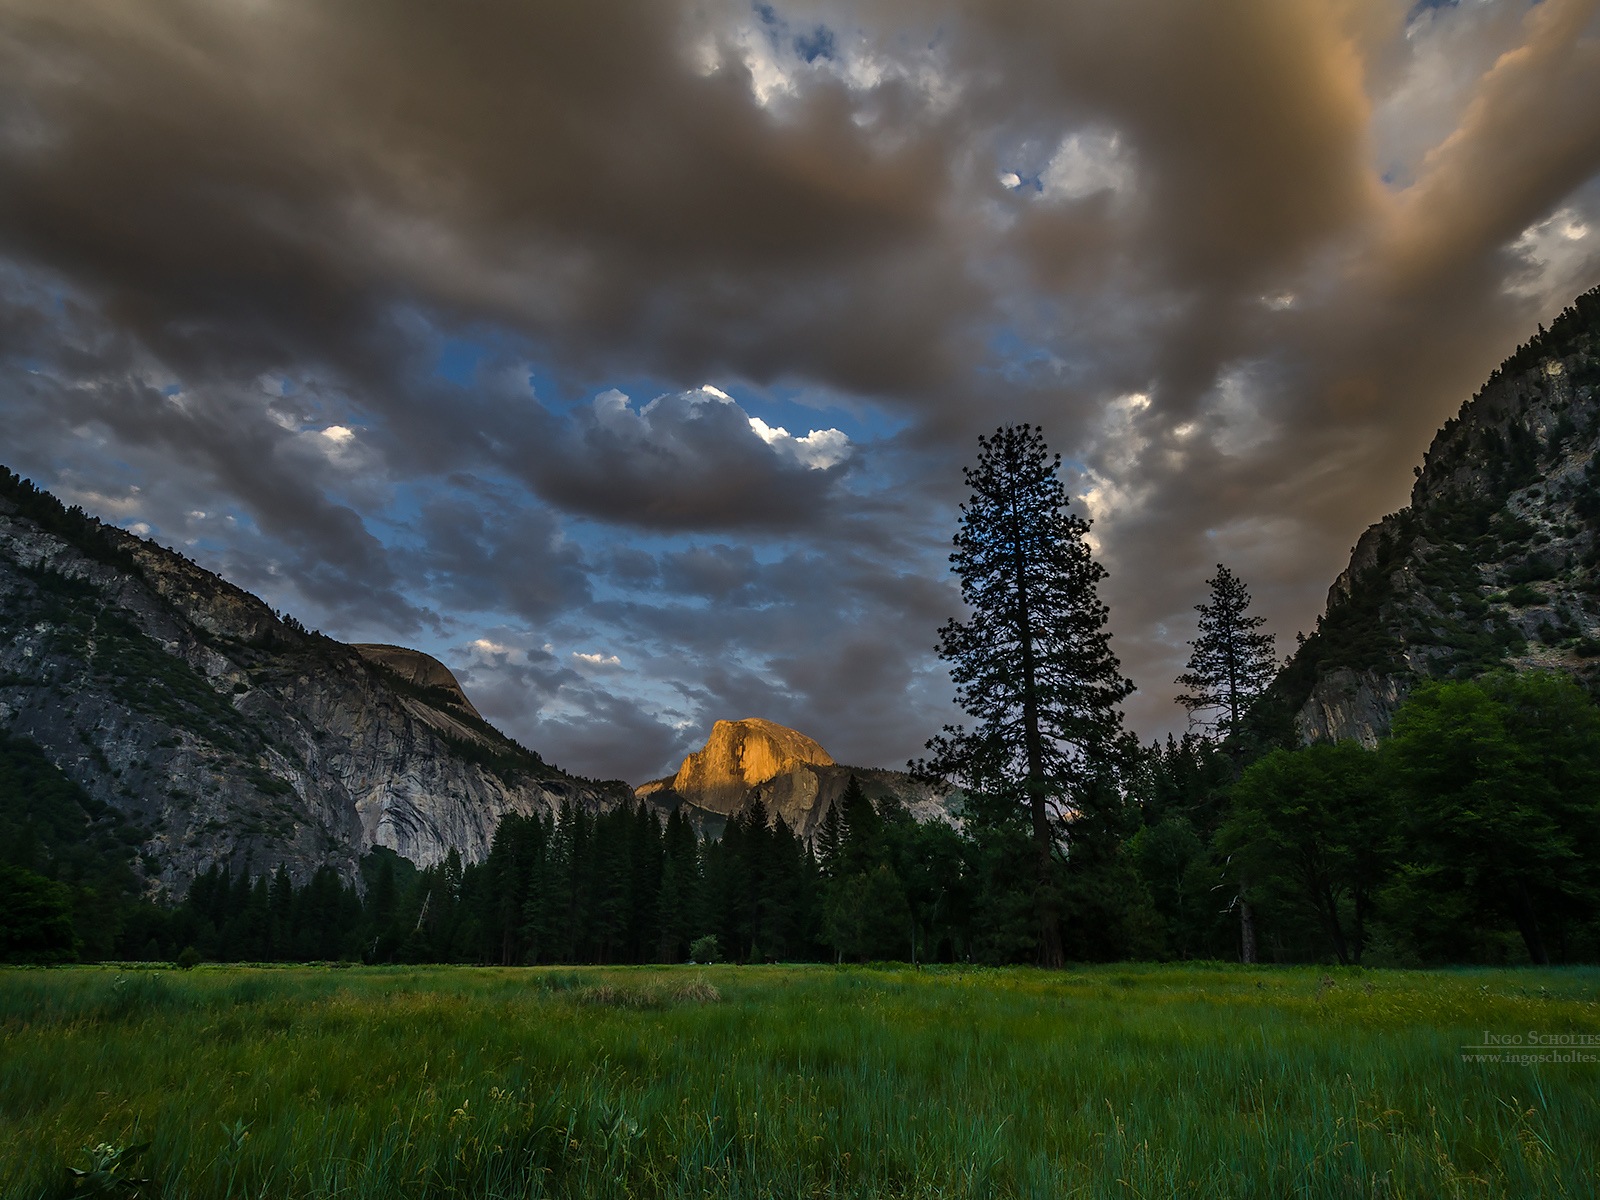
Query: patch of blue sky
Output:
[[1406, 0, 1459, 20], [984, 325, 1073, 385], [752, 3, 838, 65], [735, 380, 909, 443], [431, 335, 492, 387], [793, 24, 836, 63], [998, 170, 1044, 193], [360, 477, 438, 550]]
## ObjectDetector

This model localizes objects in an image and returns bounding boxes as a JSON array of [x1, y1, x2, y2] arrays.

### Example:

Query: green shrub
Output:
[[689, 934, 721, 963], [1506, 583, 1549, 607]]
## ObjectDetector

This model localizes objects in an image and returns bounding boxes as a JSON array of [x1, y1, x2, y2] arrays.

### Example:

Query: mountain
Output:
[[1276, 285, 1600, 744], [0, 468, 629, 896], [636, 717, 956, 838]]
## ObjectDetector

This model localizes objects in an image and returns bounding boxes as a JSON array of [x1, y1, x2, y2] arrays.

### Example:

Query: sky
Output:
[[1, 0, 1599, 786]]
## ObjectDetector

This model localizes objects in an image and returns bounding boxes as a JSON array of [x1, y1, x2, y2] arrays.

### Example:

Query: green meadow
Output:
[[3, 964, 1599, 1199]]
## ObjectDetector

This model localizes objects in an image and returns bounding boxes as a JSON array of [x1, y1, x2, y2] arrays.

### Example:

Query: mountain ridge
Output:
[[0, 467, 630, 896], [1275, 285, 1600, 743]]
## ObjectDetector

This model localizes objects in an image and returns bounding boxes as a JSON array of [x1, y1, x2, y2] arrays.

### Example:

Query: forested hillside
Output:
[[1275, 285, 1600, 743]]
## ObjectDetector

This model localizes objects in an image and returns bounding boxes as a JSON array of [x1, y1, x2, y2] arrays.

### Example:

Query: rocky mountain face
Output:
[[636, 717, 956, 838], [1277, 286, 1600, 743], [0, 469, 629, 896]]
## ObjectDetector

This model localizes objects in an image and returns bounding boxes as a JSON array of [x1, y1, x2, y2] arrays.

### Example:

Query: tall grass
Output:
[[3, 963, 1598, 1198]]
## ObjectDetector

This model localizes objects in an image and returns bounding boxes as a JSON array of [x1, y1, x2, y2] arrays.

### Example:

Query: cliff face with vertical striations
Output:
[[1275, 286, 1600, 744], [635, 717, 957, 838], [0, 468, 630, 896]]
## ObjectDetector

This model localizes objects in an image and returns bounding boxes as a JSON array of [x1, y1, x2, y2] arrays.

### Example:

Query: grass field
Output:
[[3, 963, 1599, 1199]]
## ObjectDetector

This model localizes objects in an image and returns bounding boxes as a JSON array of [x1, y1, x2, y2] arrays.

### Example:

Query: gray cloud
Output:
[[2, 0, 1600, 776]]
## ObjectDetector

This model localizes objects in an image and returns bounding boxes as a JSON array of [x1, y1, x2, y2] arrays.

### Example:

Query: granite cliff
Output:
[[1276, 286, 1600, 743], [636, 717, 956, 838], [0, 469, 629, 896]]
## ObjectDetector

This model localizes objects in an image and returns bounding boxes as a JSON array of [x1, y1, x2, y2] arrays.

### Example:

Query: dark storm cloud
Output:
[[3, 0, 1600, 774], [525, 388, 850, 532], [408, 489, 592, 622], [0, 0, 973, 403]]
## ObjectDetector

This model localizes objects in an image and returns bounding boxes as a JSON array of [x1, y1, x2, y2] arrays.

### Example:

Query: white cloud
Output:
[[1041, 129, 1135, 202], [1074, 392, 1156, 551], [747, 416, 852, 469], [1507, 205, 1596, 301], [588, 385, 850, 470], [320, 424, 354, 443], [573, 651, 622, 668]]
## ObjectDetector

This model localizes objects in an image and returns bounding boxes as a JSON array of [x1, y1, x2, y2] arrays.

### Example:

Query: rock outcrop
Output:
[[352, 644, 484, 719], [1292, 669, 1410, 748], [665, 718, 834, 813], [1278, 286, 1600, 743], [0, 470, 629, 896], [637, 717, 957, 838]]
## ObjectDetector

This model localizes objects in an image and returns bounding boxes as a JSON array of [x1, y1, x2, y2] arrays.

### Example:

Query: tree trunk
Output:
[[1009, 470, 1063, 969], [1032, 780, 1065, 967], [1239, 890, 1257, 964], [1511, 880, 1551, 966], [1321, 885, 1350, 966]]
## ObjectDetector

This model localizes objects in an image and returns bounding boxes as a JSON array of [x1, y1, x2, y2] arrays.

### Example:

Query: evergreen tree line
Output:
[[10, 667, 1600, 969], [151, 778, 1026, 967], [159, 664, 1600, 969]]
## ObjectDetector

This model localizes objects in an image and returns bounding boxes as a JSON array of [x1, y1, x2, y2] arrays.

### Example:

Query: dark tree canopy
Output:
[[1176, 564, 1276, 747], [1384, 673, 1600, 965], [920, 424, 1133, 966]]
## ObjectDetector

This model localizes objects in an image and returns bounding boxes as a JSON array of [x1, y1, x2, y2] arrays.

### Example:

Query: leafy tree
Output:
[[1176, 565, 1276, 753], [920, 424, 1133, 966], [1218, 743, 1392, 964], [823, 865, 911, 962], [1127, 816, 1225, 959], [1383, 673, 1600, 964], [0, 863, 79, 963], [888, 817, 970, 964]]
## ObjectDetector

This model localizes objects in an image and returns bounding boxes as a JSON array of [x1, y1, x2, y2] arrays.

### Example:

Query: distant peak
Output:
[[668, 718, 833, 812]]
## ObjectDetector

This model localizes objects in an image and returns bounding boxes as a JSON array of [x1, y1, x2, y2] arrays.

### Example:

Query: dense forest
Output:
[[7, 667, 1600, 968]]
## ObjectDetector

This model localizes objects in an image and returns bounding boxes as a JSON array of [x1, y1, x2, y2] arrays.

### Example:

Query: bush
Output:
[[1506, 583, 1549, 607], [688, 935, 720, 964]]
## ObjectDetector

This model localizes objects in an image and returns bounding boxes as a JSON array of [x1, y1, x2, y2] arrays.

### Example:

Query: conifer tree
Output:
[[1175, 564, 1276, 750], [1176, 565, 1276, 964], [816, 796, 843, 877], [920, 424, 1133, 967], [835, 774, 881, 877]]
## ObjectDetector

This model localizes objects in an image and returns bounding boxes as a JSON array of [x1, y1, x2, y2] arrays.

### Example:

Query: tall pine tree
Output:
[[920, 424, 1133, 967], [1175, 564, 1276, 752], [1175, 564, 1275, 963]]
